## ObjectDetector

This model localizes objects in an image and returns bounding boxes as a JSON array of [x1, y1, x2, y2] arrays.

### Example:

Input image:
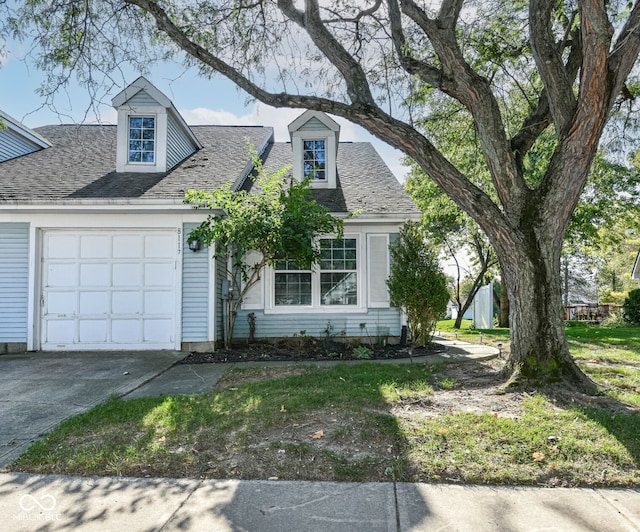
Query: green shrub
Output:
[[387, 222, 450, 345], [622, 289, 640, 324], [601, 309, 626, 328]]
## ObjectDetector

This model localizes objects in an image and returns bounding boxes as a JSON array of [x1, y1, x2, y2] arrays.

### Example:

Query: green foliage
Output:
[[622, 289, 640, 324], [600, 310, 627, 328], [387, 222, 450, 345], [185, 145, 345, 346], [352, 346, 373, 359], [185, 145, 342, 269]]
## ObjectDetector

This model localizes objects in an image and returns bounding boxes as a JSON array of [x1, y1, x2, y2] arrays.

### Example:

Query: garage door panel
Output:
[[113, 235, 143, 258], [145, 234, 174, 258], [45, 320, 75, 343], [112, 291, 142, 314], [79, 291, 109, 314], [113, 263, 141, 286], [46, 263, 78, 287], [47, 291, 77, 315], [111, 320, 141, 343], [41, 229, 178, 350], [46, 234, 77, 259], [80, 263, 110, 287], [145, 263, 174, 285], [144, 319, 173, 342], [144, 290, 173, 312], [80, 235, 111, 259], [79, 320, 108, 342]]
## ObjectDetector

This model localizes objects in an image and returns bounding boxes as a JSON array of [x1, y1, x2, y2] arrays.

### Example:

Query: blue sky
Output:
[[0, 42, 409, 182]]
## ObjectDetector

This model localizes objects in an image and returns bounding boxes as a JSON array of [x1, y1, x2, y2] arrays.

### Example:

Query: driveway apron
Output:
[[0, 351, 183, 468]]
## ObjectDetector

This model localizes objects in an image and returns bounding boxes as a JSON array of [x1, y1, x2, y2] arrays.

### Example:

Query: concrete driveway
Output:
[[0, 351, 183, 468]]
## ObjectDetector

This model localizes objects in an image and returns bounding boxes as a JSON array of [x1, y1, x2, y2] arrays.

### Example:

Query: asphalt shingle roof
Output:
[[245, 142, 420, 216], [0, 124, 272, 201], [0, 123, 420, 216]]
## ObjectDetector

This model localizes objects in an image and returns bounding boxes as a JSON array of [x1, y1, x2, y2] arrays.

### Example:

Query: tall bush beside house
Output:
[[623, 289, 640, 325], [387, 222, 450, 345]]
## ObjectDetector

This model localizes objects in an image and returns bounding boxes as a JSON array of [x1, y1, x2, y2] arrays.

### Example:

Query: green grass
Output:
[[404, 395, 640, 485], [436, 319, 474, 331], [8, 326, 640, 486]]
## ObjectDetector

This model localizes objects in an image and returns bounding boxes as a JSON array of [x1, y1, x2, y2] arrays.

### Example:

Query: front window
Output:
[[274, 259, 312, 306], [303, 139, 326, 180], [128, 116, 156, 163], [320, 238, 357, 305], [271, 237, 358, 308]]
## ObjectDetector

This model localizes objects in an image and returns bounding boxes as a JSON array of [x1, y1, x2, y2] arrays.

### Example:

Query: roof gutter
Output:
[[0, 199, 225, 215]]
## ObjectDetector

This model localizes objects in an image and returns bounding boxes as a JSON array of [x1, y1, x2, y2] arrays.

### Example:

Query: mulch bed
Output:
[[181, 338, 445, 364]]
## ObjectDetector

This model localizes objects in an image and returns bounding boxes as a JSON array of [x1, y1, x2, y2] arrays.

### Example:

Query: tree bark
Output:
[[495, 226, 595, 390], [498, 273, 509, 328]]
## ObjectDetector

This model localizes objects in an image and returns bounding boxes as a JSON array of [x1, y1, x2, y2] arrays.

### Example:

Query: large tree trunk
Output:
[[498, 273, 509, 328], [496, 227, 595, 391]]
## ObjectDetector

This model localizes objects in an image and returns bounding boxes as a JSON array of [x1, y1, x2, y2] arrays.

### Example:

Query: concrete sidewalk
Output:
[[1, 473, 638, 531]]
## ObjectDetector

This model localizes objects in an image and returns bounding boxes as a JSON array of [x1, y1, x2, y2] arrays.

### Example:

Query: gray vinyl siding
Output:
[[167, 115, 197, 169], [128, 90, 160, 106], [233, 308, 402, 341], [181, 223, 210, 341], [0, 223, 29, 342], [299, 117, 329, 132], [0, 129, 41, 162]]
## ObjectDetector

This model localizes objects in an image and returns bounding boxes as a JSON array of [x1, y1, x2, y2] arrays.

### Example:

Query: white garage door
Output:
[[41, 230, 178, 350]]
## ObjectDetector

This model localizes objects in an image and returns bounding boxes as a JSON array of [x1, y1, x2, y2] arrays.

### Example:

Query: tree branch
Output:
[[529, 0, 577, 134], [511, 30, 582, 170], [608, 1, 640, 111], [538, 0, 613, 248], [387, 0, 443, 88], [398, 0, 528, 217], [277, 0, 375, 106]]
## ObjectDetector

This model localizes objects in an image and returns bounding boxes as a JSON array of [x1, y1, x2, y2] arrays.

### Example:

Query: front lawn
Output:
[[7, 326, 640, 487]]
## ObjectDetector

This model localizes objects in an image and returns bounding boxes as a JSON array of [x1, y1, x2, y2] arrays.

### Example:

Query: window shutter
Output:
[[242, 251, 264, 309], [368, 234, 390, 307]]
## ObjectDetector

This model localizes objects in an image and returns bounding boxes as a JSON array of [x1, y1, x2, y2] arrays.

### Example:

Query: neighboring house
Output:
[[633, 250, 640, 287], [0, 77, 420, 353]]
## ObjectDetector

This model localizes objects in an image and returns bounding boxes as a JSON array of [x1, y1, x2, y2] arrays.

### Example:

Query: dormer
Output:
[[0, 110, 51, 163], [111, 76, 201, 173], [288, 110, 340, 189]]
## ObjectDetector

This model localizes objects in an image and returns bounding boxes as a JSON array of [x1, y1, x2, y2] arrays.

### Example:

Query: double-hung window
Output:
[[272, 237, 358, 308], [320, 238, 357, 305], [303, 140, 326, 181], [128, 116, 156, 163], [274, 259, 312, 306]]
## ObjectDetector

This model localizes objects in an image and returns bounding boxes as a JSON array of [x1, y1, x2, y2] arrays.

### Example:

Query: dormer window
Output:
[[112, 76, 202, 173], [128, 116, 156, 164], [288, 110, 340, 189], [303, 140, 326, 181]]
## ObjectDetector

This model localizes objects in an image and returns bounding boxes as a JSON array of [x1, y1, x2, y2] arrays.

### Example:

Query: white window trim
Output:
[[127, 115, 157, 165], [291, 131, 337, 189], [116, 106, 168, 173], [264, 234, 366, 314]]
